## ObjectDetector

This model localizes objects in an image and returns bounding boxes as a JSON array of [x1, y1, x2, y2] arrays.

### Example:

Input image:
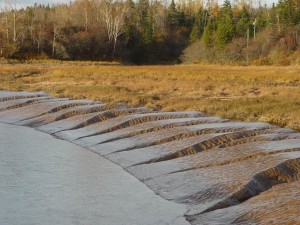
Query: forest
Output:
[[0, 0, 300, 64]]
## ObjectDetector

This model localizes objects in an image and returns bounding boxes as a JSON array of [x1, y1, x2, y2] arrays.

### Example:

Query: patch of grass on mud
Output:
[[1, 61, 300, 131]]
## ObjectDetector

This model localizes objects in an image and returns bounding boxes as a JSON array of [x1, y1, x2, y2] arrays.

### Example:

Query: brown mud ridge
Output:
[[1, 91, 300, 225]]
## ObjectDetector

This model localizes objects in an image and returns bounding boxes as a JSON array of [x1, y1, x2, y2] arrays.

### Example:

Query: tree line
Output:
[[1, 0, 300, 64]]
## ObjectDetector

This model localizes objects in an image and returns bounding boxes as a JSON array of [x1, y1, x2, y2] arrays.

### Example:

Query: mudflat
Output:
[[0, 90, 300, 224], [0, 123, 188, 225]]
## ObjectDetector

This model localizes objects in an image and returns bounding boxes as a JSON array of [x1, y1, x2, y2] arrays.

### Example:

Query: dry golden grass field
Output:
[[1, 60, 300, 131]]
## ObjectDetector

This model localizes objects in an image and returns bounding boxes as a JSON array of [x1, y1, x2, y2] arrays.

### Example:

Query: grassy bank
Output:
[[1, 61, 299, 131]]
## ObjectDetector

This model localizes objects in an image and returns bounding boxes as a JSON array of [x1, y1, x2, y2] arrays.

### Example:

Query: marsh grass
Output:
[[1, 61, 299, 131]]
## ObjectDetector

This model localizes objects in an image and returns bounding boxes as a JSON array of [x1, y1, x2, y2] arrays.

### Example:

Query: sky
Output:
[[0, 0, 70, 9], [0, 0, 275, 9]]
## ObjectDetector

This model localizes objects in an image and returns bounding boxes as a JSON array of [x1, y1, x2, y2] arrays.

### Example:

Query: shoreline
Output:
[[1, 63, 300, 132], [1, 90, 300, 224]]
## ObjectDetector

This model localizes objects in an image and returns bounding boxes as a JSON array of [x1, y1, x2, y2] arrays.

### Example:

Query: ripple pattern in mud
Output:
[[1, 91, 299, 225]]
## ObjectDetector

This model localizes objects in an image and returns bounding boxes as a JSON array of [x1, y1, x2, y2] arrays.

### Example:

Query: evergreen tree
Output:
[[215, 0, 235, 49], [124, 0, 137, 47], [277, 0, 297, 27], [255, 6, 268, 33], [269, 3, 278, 32], [177, 10, 188, 27], [203, 20, 215, 47], [143, 9, 153, 45], [189, 21, 200, 43], [167, 0, 178, 27], [136, 0, 149, 31], [236, 6, 250, 37], [189, 7, 209, 44], [198, 7, 209, 34]]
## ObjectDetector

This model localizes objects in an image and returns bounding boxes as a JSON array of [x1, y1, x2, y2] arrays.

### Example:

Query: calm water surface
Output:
[[0, 123, 188, 225]]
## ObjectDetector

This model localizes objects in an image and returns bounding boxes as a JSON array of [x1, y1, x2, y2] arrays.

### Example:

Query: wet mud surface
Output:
[[1, 91, 300, 225], [0, 123, 188, 225]]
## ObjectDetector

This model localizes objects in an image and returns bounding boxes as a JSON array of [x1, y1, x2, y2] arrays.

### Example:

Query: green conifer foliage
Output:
[[236, 6, 250, 37], [143, 9, 153, 45], [189, 22, 201, 43], [269, 3, 278, 31], [215, 0, 235, 48], [203, 21, 215, 47], [277, 0, 297, 26]]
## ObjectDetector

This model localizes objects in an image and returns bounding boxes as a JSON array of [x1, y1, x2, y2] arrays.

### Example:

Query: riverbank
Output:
[[0, 90, 300, 224], [0, 61, 300, 131]]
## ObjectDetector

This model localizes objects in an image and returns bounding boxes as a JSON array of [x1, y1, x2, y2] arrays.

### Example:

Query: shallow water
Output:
[[0, 123, 188, 225]]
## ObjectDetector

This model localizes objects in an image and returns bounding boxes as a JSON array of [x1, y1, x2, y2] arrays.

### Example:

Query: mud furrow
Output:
[[97, 113, 208, 136], [127, 118, 225, 137], [143, 152, 300, 209], [188, 181, 300, 225], [108, 133, 293, 172], [128, 138, 300, 181], [69, 119, 221, 147], [100, 119, 224, 145], [0, 91, 46, 102], [18, 104, 106, 127], [38, 107, 152, 134], [68, 107, 153, 131], [78, 116, 226, 143], [173, 147, 300, 177], [54, 104, 107, 121], [0, 97, 52, 112], [106, 134, 224, 168], [87, 123, 273, 156], [189, 157, 300, 217], [0, 100, 84, 123], [131, 129, 276, 167], [15, 101, 92, 123], [70, 112, 208, 141], [110, 126, 272, 155]]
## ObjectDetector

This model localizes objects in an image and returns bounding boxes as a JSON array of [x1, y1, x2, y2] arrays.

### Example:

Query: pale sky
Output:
[[0, 0, 70, 9], [0, 0, 276, 9]]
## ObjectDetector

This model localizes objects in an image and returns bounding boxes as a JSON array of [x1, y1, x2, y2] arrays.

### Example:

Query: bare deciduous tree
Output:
[[98, 0, 129, 56]]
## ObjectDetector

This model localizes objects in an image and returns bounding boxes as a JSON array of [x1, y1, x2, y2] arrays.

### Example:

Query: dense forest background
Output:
[[1, 0, 300, 64]]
